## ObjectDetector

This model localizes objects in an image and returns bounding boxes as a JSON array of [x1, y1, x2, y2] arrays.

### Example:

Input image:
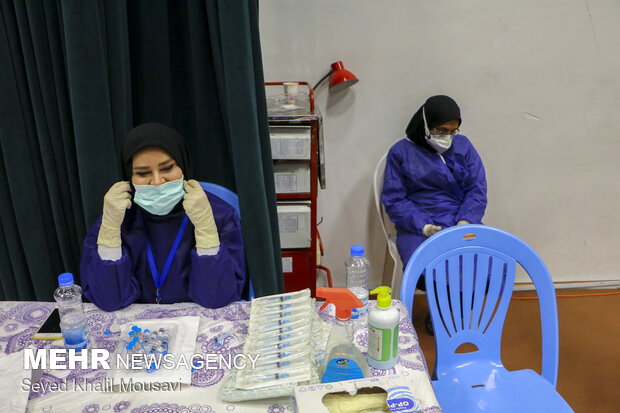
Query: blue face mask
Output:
[[133, 178, 184, 216]]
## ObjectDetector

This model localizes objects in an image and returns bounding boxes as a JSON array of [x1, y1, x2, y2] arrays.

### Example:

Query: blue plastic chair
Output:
[[199, 182, 240, 214], [199, 182, 254, 299], [400, 225, 573, 413]]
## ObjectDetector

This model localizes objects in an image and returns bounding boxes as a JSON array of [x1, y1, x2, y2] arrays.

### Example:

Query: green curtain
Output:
[[0, 0, 283, 301]]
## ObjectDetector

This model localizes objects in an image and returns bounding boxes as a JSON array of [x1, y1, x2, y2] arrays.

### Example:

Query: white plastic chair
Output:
[[373, 151, 404, 297]]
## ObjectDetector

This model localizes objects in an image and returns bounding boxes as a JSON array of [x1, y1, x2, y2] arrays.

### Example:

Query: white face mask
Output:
[[423, 107, 454, 154], [426, 134, 453, 154]]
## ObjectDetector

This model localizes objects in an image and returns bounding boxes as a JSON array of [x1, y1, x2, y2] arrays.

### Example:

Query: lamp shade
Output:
[[328, 61, 358, 92]]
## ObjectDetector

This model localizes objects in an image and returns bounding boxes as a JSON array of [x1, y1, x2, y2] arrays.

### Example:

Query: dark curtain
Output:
[[0, 0, 283, 301]]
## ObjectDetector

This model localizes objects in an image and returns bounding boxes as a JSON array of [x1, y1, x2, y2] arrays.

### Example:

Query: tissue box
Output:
[[293, 375, 424, 413]]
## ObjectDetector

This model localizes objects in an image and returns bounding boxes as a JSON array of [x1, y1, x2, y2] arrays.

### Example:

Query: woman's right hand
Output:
[[423, 224, 442, 237], [97, 181, 132, 247]]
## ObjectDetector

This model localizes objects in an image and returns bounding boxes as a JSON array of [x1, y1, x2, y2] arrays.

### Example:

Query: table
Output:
[[0, 299, 441, 412]]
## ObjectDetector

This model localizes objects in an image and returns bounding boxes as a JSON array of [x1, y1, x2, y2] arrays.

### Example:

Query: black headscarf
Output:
[[405, 95, 462, 152], [120, 123, 194, 181]]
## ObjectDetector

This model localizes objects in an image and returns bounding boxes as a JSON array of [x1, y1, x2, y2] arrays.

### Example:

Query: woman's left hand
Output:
[[183, 180, 220, 249]]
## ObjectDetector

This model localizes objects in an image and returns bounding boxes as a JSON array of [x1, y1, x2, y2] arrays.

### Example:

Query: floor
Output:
[[411, 288, 620, 413]]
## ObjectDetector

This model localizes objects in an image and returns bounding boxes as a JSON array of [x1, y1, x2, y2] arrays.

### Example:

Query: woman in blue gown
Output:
[[382, 95, 487, 288], [80, 123, 245, 311]]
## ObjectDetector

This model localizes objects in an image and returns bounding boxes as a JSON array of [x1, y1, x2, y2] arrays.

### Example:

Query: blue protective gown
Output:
[[80, 192, 245, 311], [381, 136, 487, 268]]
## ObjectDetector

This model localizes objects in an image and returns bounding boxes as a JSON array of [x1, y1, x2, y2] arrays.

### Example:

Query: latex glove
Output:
[[183, 180, 220, 250], [457, 220, 470, 225], [422, 224, 442, 237], [97, 181, 132, 247]]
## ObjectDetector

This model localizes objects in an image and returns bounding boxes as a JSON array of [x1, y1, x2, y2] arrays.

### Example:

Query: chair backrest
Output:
[[373, 152, 391, 245], [373, 151, 404, 296], [199, 182, 253, 299], [199, 182, 240, 214], [400, 225, 559, 387]]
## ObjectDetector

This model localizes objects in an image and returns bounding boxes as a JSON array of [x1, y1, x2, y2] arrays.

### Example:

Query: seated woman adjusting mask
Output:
[[80, 123, 245, 311]]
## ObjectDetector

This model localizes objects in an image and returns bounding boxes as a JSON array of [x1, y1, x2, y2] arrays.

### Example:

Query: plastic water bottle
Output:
[[54, 272, 90, 351], [345, 245, 370, 330]]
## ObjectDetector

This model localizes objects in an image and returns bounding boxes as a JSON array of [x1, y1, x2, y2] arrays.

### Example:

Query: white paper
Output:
[[275, 173, 298, 192], [282, 257, 293, 273], [0, 349, 33, 412], [279, 139, 305, 156], [278, 215, 299, 233]]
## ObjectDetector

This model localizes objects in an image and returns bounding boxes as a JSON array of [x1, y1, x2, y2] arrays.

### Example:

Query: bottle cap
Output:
[[58, 272, 74, 287], [316, 287, 364, 320], [370, 286, 392, 308], [350, 245, 364, 257]]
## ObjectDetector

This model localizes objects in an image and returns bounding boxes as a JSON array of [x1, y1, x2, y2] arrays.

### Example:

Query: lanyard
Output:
[[147, 215, 189, 304]]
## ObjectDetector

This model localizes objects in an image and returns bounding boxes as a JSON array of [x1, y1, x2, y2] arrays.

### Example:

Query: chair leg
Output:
[[382, 244, 395, 286]]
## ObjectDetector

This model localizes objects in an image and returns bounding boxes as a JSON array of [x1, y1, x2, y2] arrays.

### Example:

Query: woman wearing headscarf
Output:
[[382, 95, 487, 278], [80, 123, 245, 311]]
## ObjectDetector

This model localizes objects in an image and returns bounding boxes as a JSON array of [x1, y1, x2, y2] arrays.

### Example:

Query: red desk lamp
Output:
[[313, 61, 358, 92]]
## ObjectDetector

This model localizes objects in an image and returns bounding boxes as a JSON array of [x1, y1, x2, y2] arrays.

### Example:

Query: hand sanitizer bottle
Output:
[[367, 286, 399, 369]]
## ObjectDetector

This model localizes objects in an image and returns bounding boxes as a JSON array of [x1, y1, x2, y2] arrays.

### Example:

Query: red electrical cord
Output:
[[316, 230, 333, 288], [513, 291, 620, 300]]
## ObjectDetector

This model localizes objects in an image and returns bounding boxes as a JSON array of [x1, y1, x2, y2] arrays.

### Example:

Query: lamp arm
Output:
[[313, 70, 333, 91]]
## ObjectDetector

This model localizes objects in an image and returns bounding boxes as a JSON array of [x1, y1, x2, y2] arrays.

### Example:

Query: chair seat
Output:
[[433, 368, 574, 413]]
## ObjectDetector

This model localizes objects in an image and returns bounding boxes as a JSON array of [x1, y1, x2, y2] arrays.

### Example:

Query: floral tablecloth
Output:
[[0, 299, 440, 413]]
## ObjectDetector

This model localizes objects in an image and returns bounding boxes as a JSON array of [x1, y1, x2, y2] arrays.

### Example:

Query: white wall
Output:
[[259, 0, 620, 287]]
